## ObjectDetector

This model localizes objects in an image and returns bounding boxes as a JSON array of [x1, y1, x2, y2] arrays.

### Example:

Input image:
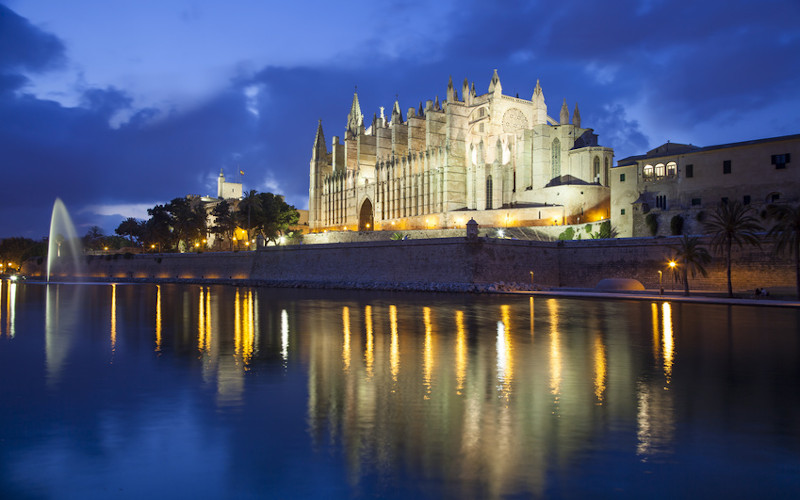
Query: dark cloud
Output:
[[0, 4, 65, 74]]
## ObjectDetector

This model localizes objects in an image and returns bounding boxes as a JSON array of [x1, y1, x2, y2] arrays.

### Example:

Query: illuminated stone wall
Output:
[[23, 234, 796, 293]]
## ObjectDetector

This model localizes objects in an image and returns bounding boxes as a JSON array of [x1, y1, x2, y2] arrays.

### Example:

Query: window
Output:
[[656, 195, 667, 210], [643, 164, 654, 179], [551, 139, 561, 179], [621, 208, 626, 215], [593, 156, 600, 180], [691, 198, 702, 206], [620, 173, 626, 182], [686, 164, 694, 178], [486, 175, 493, 209], [655, 163, 665, 177], [772, 153, 791, 169], [723, 160, 731, 174], [604, 158, 609, 186], [666, 162, 677, 176], [743, 195, 751, 205]]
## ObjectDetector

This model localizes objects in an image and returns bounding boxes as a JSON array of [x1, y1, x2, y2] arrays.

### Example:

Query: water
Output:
[[46, 198, 83, 282], [1, 281, 799, 499]]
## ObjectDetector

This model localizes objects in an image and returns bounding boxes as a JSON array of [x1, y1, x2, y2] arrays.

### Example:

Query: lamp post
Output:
[[668, 260, 677, 291], [529, 271, 534, 287]]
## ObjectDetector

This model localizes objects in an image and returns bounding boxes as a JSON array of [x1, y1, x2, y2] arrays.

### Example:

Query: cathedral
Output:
[[308, 70, 613, 232]]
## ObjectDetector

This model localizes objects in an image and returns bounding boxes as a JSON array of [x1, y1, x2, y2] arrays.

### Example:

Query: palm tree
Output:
[[766, 203, 800, 299], [704, 201, 762, 297], [670, 235, 711, 296]]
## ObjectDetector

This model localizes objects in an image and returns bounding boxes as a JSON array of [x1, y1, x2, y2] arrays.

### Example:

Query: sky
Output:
[[1, 0, 799, 239]]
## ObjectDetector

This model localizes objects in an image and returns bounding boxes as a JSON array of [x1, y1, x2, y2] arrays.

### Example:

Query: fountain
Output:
[[46, 198, 84, 281]]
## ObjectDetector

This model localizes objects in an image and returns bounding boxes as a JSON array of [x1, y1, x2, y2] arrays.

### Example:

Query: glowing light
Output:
[[594, 332, 607, 403], [342, 306, 351, 372], [529, 296, 534, 338], [365, 305, 374, 377], [390, 305, 399, 383], [497, 229, 505, 238], [455, 310, 466, 395], [668, 260, 676, 269], [662, 302, 674, 385], [497, 305, 514, 401], [548, 299, 561, 403], [281, 309, 289, 361], [423, 307, 434, 398], [110, 284, 117, 354], [155, 285, 162, 352], [651, 302, 660, 362]]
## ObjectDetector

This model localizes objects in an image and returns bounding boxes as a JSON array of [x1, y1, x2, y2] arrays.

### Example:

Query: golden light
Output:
[[365, 223, 370, 228], [668, 260, 676, 269], [391, 221, 396, 226], [194, 242, 200, 248], [103, 246, 108, 251], [151, 244, 156, 249]]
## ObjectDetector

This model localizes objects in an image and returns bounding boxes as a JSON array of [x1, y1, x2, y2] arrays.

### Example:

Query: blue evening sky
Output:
[[1, 0, 798, 238]]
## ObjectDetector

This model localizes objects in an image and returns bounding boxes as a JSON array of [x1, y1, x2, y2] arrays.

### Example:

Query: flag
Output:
[[240, 170, 244, 175]]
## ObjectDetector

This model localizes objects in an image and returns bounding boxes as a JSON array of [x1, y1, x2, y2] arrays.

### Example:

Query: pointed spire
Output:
[[434, 95, 440, 110], [560, 99, 569, 125], [392, 98, 403, 124], [418, 102, 424, 118], [488, 69, 502, 95], [572, 103, 581, 128], [312, 119, 327, 158], [532, 79, 547, 125], [346, 89, 363, 138], [219, 168, 224, 178], [447, 76, 456, 102], [471, 82, 476, 97], [533, 79, 543, 97]]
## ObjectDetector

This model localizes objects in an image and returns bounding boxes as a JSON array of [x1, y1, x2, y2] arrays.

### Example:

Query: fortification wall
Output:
[[23, 235, 795, 294]]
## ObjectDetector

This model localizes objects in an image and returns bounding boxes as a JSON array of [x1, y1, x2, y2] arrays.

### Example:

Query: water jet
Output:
[[47, 198, 84, 282]]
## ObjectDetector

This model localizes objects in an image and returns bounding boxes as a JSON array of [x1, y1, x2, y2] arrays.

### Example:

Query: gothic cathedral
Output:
[[308, 70, 613, 232]]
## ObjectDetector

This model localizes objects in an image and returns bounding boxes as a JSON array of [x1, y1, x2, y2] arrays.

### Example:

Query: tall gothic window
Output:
[[486, 175, 493, 209], [593, 156, 600, 180], [551, 139, 561, 179], [604, 158, 609, 186]]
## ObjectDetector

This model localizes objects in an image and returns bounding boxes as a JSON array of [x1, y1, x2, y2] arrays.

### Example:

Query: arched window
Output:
[[593, 156, 600, 181], [643, 164, 654, 179], [486, 175, 493, 209], [551, 139, 561, 179], [655, 163, 665, 177], [666, 161, 677, 177], [604, 158, 609, 186]]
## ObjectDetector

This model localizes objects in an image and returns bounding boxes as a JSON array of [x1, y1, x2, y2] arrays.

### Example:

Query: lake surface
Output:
[[1, 281, 799, 499]]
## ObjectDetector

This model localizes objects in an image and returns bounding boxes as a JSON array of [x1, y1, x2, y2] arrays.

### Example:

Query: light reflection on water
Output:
[[1, 283, 799, 498]]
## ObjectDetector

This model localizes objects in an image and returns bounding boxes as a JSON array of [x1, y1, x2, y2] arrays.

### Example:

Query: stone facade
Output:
[[611, 135, 800, 237], [309, 71, 613, 233]]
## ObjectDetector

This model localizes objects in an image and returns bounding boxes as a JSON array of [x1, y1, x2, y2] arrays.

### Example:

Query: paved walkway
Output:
[[513, 288, 800, 308]]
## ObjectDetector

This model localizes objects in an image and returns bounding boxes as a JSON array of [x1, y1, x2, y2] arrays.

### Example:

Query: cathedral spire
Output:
[[572, 103, 581, 128], [488, 69, 502, 95], [532, 79, 547, 125], [312, 119, 327, 159], [462, 77, 470, 105], [447, 75, 456, 102], [346, 89, 363, 138], [560, 99, 569, 125], [392, 98, 403, 124]]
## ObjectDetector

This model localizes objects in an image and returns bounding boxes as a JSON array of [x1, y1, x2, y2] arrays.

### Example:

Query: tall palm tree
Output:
[[704, 201, 762, 297], [670, 235, 711, 296], [766, 203, 800, 299]]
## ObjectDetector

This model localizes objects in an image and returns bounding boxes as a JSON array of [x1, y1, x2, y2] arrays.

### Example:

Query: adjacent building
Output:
[[611, 135, 800, 237], [308, 71, 614, 232]]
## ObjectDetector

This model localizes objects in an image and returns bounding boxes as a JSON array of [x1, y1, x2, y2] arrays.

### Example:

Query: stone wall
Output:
[[24, 235, 795, 294]]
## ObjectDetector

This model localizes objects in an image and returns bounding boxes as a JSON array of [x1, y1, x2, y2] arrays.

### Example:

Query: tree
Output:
[[237, 190, 263, 242], [0, 237, 40, 271], [256, 192, 299, 244], [670, 235, 711, 296], [704, 201, 762, 297], [116, 218, 146, 246], [146, 204, 174, 251], [210, 200, 238, 250], [82, 226, 105, 250], [165, 198, 207, 251], [766, 203, 800, 298]]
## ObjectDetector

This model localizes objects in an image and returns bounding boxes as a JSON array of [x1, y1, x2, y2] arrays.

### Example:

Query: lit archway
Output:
[[359, 198, 374, 231]]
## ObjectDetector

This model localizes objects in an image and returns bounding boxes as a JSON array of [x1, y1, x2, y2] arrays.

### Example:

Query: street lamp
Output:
[[668, 260, 677, 291]]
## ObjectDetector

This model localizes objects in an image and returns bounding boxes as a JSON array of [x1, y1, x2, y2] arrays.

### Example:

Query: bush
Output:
[[645, 213, 659, 236], [558, 227, 575, 240], [585, 224, 593, 234], [670, 215, 684, 235]]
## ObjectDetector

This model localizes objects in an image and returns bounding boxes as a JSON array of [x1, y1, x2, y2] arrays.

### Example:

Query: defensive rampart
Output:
[[23, 235, 795, 294]]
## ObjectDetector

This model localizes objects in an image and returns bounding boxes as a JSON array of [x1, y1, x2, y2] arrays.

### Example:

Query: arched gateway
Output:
[[358, 198, 373, 231]]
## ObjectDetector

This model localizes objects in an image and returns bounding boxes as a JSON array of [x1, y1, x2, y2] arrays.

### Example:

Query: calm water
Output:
[[1, 281, 799, 499]]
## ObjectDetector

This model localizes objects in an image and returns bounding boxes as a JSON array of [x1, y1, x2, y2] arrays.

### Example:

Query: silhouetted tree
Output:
[[704, 201, 762, 297], [210, 200, 238, 250], [670, 235, 711, 296], [115, 218, 146, 246], [766, 203, 800, 298]]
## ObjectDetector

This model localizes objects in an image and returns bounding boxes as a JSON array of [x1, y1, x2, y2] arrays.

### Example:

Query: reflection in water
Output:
[[364, 305, 373, 377], [594, 332, 607, 403], [455, 310, 466, 395], [529, 296, 534, 337], [155, 285, 162, 352], [497, 305, 513, 401], [44, 284, 83, 385], [1, 280, 16, 338], [423, 307, 434, 398], [390, 304, 399, 384], [548, 299, 562, 404], [110, 284, 117, 354], [281, 309, 289, 361], [662, 302, 674, 385], [651, 302, 660, 363], [342, 306, 351, 372]]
